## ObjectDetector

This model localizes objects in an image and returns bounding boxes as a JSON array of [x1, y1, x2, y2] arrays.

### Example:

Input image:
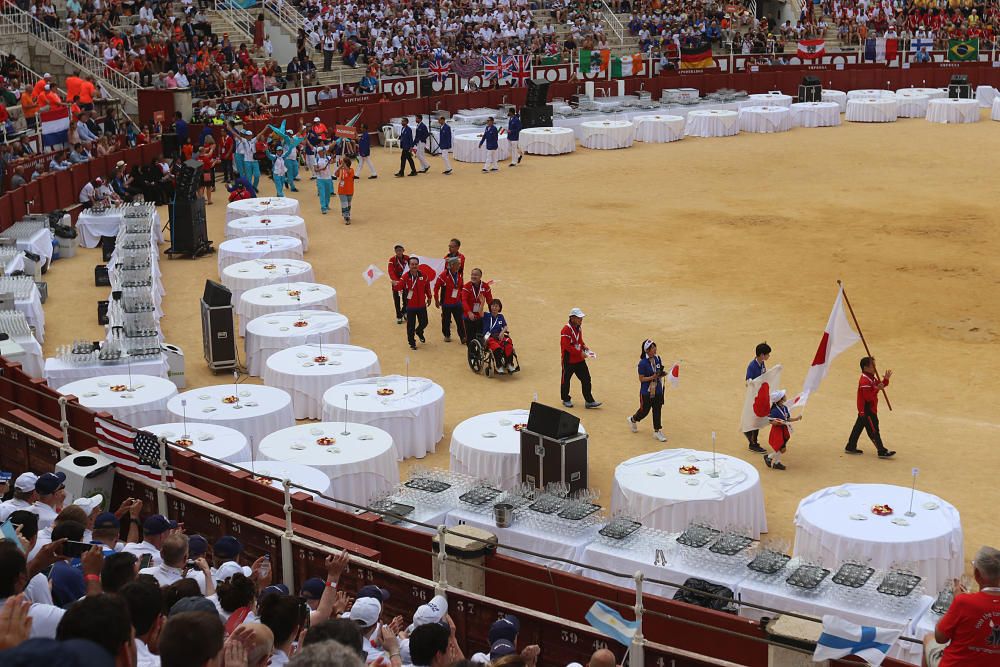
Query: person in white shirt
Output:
[[5, 510, 53, 606], [0, 538, 75, 638], [120, 579, 164, 667], [122, 514, 177, 568], [139, 533, 214, 595], [31, 472, 66, 531], [0, 472, 38, 521], [258, 593, 304, 667]]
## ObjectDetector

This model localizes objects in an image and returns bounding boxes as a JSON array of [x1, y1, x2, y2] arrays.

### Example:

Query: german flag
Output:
[[680, 43, 716, 70]]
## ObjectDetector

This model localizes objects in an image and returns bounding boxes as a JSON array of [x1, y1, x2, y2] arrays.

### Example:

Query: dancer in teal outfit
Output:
[[313, 144, 335, 214]]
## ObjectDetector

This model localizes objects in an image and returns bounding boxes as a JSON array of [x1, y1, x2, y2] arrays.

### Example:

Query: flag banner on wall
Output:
[[948, 39, 979, 61], [680, 44, 715, 69]]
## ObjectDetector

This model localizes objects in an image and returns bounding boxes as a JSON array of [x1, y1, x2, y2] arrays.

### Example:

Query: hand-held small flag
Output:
[[584, 601, 637, 647], [363, 264, 384, 286], [668, 361, 680, 388]]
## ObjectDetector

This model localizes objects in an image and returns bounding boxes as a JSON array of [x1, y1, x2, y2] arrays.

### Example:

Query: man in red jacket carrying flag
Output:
[[845, 356, 895, 458], [560, 308, 601, 409], [387, 245, 409, 324]]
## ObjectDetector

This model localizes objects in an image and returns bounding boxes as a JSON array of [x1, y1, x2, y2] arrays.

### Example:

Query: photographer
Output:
[[627, 339, 668, 442], [139, 533, 214, 596]]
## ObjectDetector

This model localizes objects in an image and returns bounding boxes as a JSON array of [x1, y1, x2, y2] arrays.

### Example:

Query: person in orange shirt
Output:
[[20, 88, 40, 129], [31, 73, 52, 98], [335, 156, 355, 224], [65, 72, 84, 102], [78, 76, 96, 111]]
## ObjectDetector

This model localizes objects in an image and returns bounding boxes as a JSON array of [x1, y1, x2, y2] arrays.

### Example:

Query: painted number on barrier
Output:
[[208, 514, 221, 526], [593, 640, 608, 651], [412, 587, 429, 602], [454, 600, 474, 614], [561, 630, 578, 644]]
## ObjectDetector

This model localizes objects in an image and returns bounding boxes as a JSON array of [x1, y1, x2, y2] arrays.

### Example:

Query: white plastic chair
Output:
[[381, 125, 400, 151]]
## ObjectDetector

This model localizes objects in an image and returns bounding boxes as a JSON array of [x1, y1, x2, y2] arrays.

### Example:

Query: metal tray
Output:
[[832, 563, 875, 589], [877, 571, 922, 597], [599, 518, 641, 540], [528, 496, 563, 515], [404, 478, 452, 494], [786, 565, 830, 590], [676, 524, 721, 549], [459, 486, 501, 506], [931, 588, 955, 615], [709, 533, 753, 556], [747, 551, 790, 575], [558, 503, 601, 521]]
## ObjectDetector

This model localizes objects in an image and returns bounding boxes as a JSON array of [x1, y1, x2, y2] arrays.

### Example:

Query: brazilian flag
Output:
[[947, 39, 979, 62], [541, 55, 562, 65]]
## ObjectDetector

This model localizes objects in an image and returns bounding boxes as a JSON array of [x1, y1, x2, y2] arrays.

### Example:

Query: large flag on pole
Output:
[[791, 286, 860, 408], [40, 106, 70, 147], [813, 615, 901, 665], [741, 364, 782, 433]]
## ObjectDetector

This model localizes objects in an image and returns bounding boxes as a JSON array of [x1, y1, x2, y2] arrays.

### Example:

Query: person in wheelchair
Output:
[[482, 299, 518, 375]]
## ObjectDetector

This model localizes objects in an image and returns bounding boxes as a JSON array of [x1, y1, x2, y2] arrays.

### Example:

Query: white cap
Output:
[[770, 389, 786, 403], [14, 472, 38, 493], [348, 596, 382, 627], [411, 594, 448, 628], [73, 494, 104, 514], [569, 307, 586, 318], [214, 560, 253, 582], [43, 72, 52, 78], [313, 116, 321, 122]]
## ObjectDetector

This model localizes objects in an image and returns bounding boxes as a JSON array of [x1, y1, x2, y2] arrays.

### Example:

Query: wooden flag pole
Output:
[[837, 280, 892, 411]]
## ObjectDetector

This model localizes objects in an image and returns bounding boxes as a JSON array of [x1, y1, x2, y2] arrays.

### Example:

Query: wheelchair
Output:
[[467, 334, 520, 378]]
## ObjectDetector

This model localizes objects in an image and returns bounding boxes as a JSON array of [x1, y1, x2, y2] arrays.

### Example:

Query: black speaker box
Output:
[[101, 235, 116, 262], [201, 300, 237, 370], [203, 280, 232, 307], [519, 429, 588, 492], [950, 74, 969, 86], [798, 84, 822, 102], [526, 79, 550, 106], [97, 300, 109, 325], [527, 401, 580, 439], [802, 75, 822, 86], [520, 105, 553, 128], [161, 132, 179, 158], [169, 197, 208, 255], [94, 264, 110, 287], [948, 83, 971, 99]]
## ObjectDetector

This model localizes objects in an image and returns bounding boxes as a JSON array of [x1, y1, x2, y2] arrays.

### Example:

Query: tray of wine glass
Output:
[[786, 565, 830, 590], [599, 517, 641, 540], [677, 524, 721, 549], [558, 503, 601, 521], [459, 486, 501, 506], [747, 550, 791, 575], [877, 571, 922, 597], [404, 478, 452, 494], [832, 562, 875, 589]]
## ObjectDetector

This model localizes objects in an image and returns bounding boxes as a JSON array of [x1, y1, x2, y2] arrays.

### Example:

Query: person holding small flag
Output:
[[627, 339, 666, 442], [437, 115, 453, 175], [560, 308, 601, 409], [507, 108, 523, 167], [395, 117, 418, 177], [387, 245, 410, 324], [356, 123, 377, 179], [744, 342, 771, 453], [479, 117, 499, 172], [413, 114, 431, 173], [393, 257, 432, 350], [844, 356, 895, 458], [764, 389, 800, 471]]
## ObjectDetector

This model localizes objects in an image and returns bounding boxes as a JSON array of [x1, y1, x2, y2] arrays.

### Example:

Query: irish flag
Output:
[[578, 49, 610, 74], [797, 39, 826, 59], [791, 286, 861, 408], [40, 106, 70, 147], [612, 53, 644, 77]]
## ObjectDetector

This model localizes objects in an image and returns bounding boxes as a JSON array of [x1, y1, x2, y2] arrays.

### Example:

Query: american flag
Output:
[[482, 55, 511, 80], [95, 416, 173, 482], [428, 58, 451, 83], [508, 54, 532, 86]]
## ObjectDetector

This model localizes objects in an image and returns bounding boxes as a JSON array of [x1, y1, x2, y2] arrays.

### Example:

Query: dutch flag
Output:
[[813, 615, 901, 666], [584, 601, 636, 647], [40, 106, 70, 147]]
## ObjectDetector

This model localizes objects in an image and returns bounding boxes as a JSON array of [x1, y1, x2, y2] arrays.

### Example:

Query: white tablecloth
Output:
[[3, 253, 24, 276], [167, 385, 295, 450], [226, 197, 300, 222], [221, 259, 314, 307], [925, 98, 980, 124], [975, 85, 997, 107], [790, 102, 842, 127], [793, 483, 963, 593], [76, 210, 162, 248], [17, 228, 53, 269], [322, 375, 444, 460], [579, 533, 685, 600], [147, 422, 250, 464], [449, 409, 586, 487], [236, 282, 338, 336], [217, 236, 304, 273], [452, 109, 500, 124], [16, 285, 45, 343], [519, 127, 576, 155], [901, 87, 947, 100], [227, 459, 333, 503], [895, 92, 930, 119], [611, 449, 767, 537], [244, 310, 350, 377], [452, 133, 511, 163], [43, 354, 170, 390], [225, 215, 308, 251], [632, 115, 685, 143], [685, 110, 739, 137], [847, 89, 896, 100], [9, 335, 43, 377], [821, 90, 848, 112], [993, 96, 1000, 121], [740, 93, 793, 108], [258, 422, 399, 507], [580, 120, 635, 149], [60, 374, 177, 427], [263, 344, 380, 420], [738, 106, 793, 133], [846, 98, 898, 123]]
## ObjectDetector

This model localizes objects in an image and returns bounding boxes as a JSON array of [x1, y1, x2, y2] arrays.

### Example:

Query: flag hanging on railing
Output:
[[585, 601, 637, 646], [482, 55, 509, 80], [428, 58, 451, 83], [813, 616, 901, 665], [40, 106, 70, 147], [948, 38, 979, 61], [452, 55, 482, 79], [796, 39, 826, 59], [864, 38, 899, 62], [615, 53, 643, 76], [95, 416, 173, 482], [508, 55, 531, 86], [680, 43, 715, 69], [910, 37, 933, 52]]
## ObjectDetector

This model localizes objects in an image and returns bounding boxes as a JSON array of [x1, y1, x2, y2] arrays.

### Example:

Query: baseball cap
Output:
[[142, 514, 177, 536], [300, 577, 325, 601], [313, 116, 321, 122], [43, 72, 52, 78], [214, 535, 243, 559], [490, 639, 517, 660], [214, 560, 252, 582], [488, 614, 520, 643], [261, 584, 290, 597], [35, 472, 66, 495], [72, 494, 103, 514], [569, 307, 586, 318], [411, 594, 448, 628], [348, 596, 381, 628], [93, 512, 119, 530], [770, 389, 786, 403], [356, 584, 390, 602], [188, 534, 208, 558], [0, 637, 115, 667], [14, 472, 37, 493], [169, 596, 218, 617]]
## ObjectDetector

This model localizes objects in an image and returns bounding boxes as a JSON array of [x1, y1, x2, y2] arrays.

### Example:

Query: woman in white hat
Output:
[[765, 389, 801, 470], [628, 339, 667, 442]]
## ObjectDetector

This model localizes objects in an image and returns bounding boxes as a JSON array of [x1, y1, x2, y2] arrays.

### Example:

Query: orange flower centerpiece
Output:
[[222, 395, 239, 404], [293, 320, 308, 327], [377, 388, 394, 396], [110, 384, 128, 392], [679, 465, 700, 475], [316, 436, 336, 446], [175, 438, 193, 448], [262, 264, 277, 270], [256, 240, 270, 245], [313, 356, 328, 363], [871, 504, 893, 516], [513, 423, 527, 432], [287, 290, 301, 297], [259, 218, 271, 224]]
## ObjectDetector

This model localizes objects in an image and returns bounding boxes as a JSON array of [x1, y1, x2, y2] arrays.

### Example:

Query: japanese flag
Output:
[[792, 286, 861, 408], [414, 255, 446, 282], [741, 364, 782, 433], [363, 264, 384, 286], [667, 361, 680, 388]]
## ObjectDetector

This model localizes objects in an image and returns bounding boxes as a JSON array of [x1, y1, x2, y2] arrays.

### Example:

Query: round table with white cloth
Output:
[[60, 374, 177, 427], [632, 115, 686, 143], [167, 385, 295, 450], [894, 92, 930, 119], [901, 87, 947, 100], [739, 93, 793, 108], [228, 460, 333, 502], [218, 236, 304, 273], [847, 89, 896, 100], [685, 110, 739, 137], [449, 409, 586, 487], [76, 210, 162, 248], [236, 282, 338, 336], [821, 90, 848, 112], [610, 449, 767, 538], [321, 376, 444, 460], [580, 120, 635, 149], [221, 259, 314, 306], [225, 215, 309, 251], [226, 197, 300, 222], [993, 96, 1000, 121], [245, 311, 350, 376], [452, 132, 511, 163], [263, 344, 380, 420], [146, 422, 251, 464], [845, 98, 898, 123], [975, 85, 996, 107], [790, 102, 842, 127], [258, 423, 400, 506], [519, 127, 576, 155], [738, 106, 793, 133], [793, 483, 963, 594], [43, 354, 169, 390], [925, 98, 980, 124]]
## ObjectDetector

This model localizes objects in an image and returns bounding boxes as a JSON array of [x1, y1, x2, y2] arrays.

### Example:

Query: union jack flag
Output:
[[508, 54, 531, 86], [428, 58, 451, 83], [482, 54, 512, 80]]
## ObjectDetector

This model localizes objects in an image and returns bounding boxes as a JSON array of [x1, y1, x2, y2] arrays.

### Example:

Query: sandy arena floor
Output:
[[43, 111, 1000, 570]]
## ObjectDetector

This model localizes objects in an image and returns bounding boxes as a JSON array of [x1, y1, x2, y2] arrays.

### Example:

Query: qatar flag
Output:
[[362, 264, 384, 286], [741, 364, 782, 433], [791, 286, 861, 408]]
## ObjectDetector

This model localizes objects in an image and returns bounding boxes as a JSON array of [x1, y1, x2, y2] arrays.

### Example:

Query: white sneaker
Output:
[[496, 367, 505, 375], [507, 364, 517, 372], [627, 416, 637, 433], [654, 431, 667, 442]]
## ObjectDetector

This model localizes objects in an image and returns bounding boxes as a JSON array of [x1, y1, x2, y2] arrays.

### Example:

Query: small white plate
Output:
[[267, 320, 279, 325], [296, 352, 308, 358], [330, 350, 342, 356], [121, 394, 134, 399], [834, 488, 851, 498], [83, 391, 99, 397], [310, 428, 323, 435], [239, 391, 251, 397], [279, 327, 289, 331], [303, 362, 314, 367], [686, 455, 699, 463], [291, 444, 306, 450], [238, 268, 249, 273], [202, 407, 217, 413], [923, 501, 939, 510], [134, 384, 145, 389], [329, 360, 341, 365], [891, 517, 910, 526], [97, 381, 110, 387], [353, 391, 370, 397], [849, 513, 868, 521], [685, 479, 699, 486], [646, 469, 665, 477], [244, 402, 259, 407], [498, 419, 512, 426], [197, 433, 213, 441], [199, 395, 210, 400], [358, 434, 373, 441], [327, 447, 341, 453], [261, 294, 273, 299], [482, 432, 497, 438]]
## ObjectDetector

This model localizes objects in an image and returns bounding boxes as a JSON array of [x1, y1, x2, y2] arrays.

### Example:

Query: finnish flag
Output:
[[813, 615, 901, 666], [585, 601, 636, 647]]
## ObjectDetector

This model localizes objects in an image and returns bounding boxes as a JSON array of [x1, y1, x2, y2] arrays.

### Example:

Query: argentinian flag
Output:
[[813, 615, 901, 666], [585, 601, 637, 647]]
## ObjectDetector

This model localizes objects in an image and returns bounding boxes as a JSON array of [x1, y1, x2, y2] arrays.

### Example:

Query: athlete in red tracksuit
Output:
[[461, 268, 492, 349], [435, 257, 466, 344], [392, 257, 431, 350], [845, 356, 895, 458], [559, 308, 601, 409], [387, 245, 410, 324]]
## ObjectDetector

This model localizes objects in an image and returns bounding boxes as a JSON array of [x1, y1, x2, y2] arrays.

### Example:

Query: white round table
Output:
[[790, 102, 841, 127], [245, 310, 351, 377], [610, 449, 767, 538], [225, 215, 309, 251], [449, 408, 586, 487], [236, 282, 338, 336], [685, 110, 739, 137], [452, 132, 511, 163], [228, 459, 333, 503], [738, 106, 793, 133], [519, 127, 576, 155], [925, 98, 980, 124], [263, 344, 380, 420], [993, 96, 1000, 121], [975, 85, 996, 107], [845, 98, 898, 123], [821, 90, 848, 112], [847, 89, 896, 100], [167, 385, 295, 450], [740, 93, 793, 108], [217, 236, 304, 273], [894, 92, 930, 119], [580, 120, 635, 149], [900, 87, 947, 100], [794, 483, 963, 594], [258, 422, 400, 507], [146, 422, 250, 464], [226, 197, 300, 222], [60, 374, 177, 427], [221, 259, 315, 306], [321, 375, 444, 460], [76, 210, 162, 248], [632, 115, 685, 143]]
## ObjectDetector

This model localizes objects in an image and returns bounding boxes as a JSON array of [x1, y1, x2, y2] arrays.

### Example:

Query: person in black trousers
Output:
[[628, 339, 667, 442], [845, 357, 896, 458], [560, 308, 601, 409], [395, 117, 417, 177], [393, 257, 432, 350]]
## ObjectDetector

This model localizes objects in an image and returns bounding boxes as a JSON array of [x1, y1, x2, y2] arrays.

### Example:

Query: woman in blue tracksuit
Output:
[[627, 339, 667, 442], [283, 130, 299, 190], [356, 123, 377, 178], [437, 116, 453, 175]]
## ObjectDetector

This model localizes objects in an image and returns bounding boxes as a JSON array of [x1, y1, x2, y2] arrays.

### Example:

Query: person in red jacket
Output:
[[220, 131, 235, 184], [444, 238, 465, 276], [845, 356, 895, 458], [393, 257, 432, 350], [461, 268, 492, 347], [387, 245, 410, 324], [434, 257, 465, 344], [560, 308, 601, 409]]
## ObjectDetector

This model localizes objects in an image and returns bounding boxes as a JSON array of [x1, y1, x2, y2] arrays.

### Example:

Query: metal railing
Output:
[[212, 0, 256, 40], [599, 0, 625, 46], [0, 9, 29, 35], [261, 0, 305, 38]]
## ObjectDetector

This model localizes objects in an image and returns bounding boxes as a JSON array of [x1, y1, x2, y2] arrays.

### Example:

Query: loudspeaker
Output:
[[949, 83, 972, 99], [200, 299, 237, 371], [419, 77, 435, 97], [802, 75, 822, 86], [161, 132, 179, 158], [169, 197, 208, 255], [94, 265, 110, 287], [97, 300, 109, 325], [175, 159, 204, 200], [520, 105, 553, 128], [519, 429, 588, 492], [798, 83, 822, 102], [950, 74, 969, 86], [100, 235, 116, 262], [527, 401, 580, 439], [202, 279, 232, 307], [526, 79, 550, 107]]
